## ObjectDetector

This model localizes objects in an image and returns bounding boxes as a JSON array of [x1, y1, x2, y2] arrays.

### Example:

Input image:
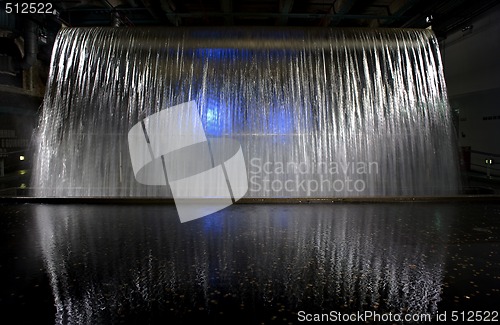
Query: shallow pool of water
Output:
[[1, 202, 499, 324]]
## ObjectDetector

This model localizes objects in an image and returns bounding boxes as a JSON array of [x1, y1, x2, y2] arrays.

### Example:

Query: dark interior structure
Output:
[[0, 1, 499, 324]]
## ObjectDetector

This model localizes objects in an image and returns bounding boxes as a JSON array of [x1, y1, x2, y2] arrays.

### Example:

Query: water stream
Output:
[[34, 204, 449, 323], [32, 27, 459, 197]]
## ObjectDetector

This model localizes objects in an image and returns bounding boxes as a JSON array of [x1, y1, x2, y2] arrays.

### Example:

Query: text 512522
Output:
[[4, 3, 54, 14]]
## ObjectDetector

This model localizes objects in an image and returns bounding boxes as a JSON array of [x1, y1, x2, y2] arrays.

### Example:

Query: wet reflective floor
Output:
[[1, 202, 499, 324]]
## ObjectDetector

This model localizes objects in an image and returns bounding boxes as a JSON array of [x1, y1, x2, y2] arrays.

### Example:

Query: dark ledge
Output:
[[1, 196, 500, 205]]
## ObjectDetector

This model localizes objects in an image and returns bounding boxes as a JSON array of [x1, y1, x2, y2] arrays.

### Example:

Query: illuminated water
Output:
[[32, 27, 459, 197], [2, 202, 499, 324], [35, 204, 448, 324]]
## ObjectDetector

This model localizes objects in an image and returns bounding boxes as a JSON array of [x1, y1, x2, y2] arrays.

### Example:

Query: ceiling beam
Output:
[[276, 0, 294, 26], [98, 0, 131, 26], [155, 11, 396, 20], [159, 0, 181, 26], [138, 0, 164, 24], [139, 0, 180, 25], [373, 0, 419, 27], [321, 0, 356, 27], [60, 9, 399, 22], [220, 0, 234, 26]]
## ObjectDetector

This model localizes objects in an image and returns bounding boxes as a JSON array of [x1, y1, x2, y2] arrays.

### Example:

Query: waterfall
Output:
[[32, 27, 459, 197]]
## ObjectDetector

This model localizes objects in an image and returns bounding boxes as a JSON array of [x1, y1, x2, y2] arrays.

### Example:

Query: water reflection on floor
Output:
[[2, 203, 499, 324]]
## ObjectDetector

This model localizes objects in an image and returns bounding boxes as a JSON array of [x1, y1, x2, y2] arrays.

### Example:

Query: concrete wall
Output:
[[441, 3, 500, 176]]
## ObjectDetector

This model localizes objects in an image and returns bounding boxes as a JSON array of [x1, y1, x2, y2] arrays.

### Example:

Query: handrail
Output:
[[471, 163, 500, 170], [470, 149, 500, 157]]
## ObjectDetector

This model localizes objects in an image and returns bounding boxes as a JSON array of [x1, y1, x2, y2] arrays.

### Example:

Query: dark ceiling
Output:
[[46, 0, 498, 38], [0, 0, 498, 68]]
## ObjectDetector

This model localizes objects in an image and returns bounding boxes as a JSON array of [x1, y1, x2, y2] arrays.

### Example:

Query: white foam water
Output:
[[32, 27, 460, 197]]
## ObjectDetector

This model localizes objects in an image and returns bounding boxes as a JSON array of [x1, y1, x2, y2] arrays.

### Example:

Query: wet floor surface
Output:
[[0, 202, 499, 324]]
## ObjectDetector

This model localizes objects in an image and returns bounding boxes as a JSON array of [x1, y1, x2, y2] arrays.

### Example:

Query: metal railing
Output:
[[468, 149, 500, 178]]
